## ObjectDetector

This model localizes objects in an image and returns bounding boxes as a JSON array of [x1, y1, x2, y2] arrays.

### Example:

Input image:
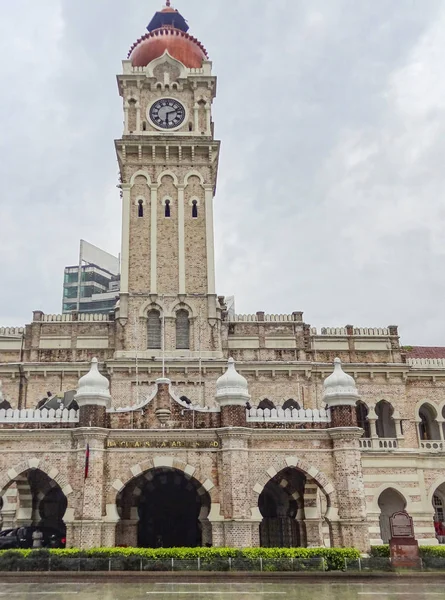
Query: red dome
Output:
[[129, 27, 208, 69]]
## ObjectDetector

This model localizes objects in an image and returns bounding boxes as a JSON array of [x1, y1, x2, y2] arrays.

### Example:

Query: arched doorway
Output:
[[117, 468, 211, 548], [378, 488, 406, 543], [0, 469, 67, 538], [258, 468, 330, 548]]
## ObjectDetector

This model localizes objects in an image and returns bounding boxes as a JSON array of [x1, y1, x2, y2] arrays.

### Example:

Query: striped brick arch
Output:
[[109, 456, 217, 505], [253, 455, 336, 506], [0, 459, 73, 500]]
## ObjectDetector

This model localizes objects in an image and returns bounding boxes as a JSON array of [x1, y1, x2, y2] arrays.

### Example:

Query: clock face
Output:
[[149, 98, 186, 130]]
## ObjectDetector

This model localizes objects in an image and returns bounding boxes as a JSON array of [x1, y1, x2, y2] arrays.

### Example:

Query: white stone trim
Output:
[[202, 479, 214, 492], [157, 170, 179, 186], [153, 456, 174, 469], [204, 187, 216, 295], [112, 479, 125, 492], [178, 186, 186, 295], [184, 170, 205, 186], [150, 186, 158, 294], [184, 464, 196, 477], [120, 185, 131, 294], [130, 170, 151, 187], [130, 464, 142, 477], [62, 484, 73, 496]]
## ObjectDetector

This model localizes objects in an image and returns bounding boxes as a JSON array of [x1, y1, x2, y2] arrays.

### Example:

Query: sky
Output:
[[0, 0, 445, 345]]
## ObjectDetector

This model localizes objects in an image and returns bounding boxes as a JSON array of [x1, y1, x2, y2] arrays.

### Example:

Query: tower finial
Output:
[[166, 0, 171, 6]]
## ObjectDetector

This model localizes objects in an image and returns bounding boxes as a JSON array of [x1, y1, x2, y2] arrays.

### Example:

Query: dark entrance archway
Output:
[[117, 467, 211, 548], [259, 468, 305, 548], [0, 468, 67, 538]]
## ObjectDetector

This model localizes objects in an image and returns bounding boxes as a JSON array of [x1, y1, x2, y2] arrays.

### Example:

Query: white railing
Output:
[[247, 407, 330, 423], [353, 328, 389, 336], [420, 440, 444, 451], [39, 314, 109, 323], [359, 439, 372, 449], [407, 358, 445, 369], [0, 327, 25, 336], [0, 408, 78, 423], [312, 327, 390, 336], [360, 438, 398, 450], [229, 314, 295, 323]]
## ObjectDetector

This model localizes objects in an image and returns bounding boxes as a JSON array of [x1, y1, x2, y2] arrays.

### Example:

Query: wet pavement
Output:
[[0, 581, 444, 599]]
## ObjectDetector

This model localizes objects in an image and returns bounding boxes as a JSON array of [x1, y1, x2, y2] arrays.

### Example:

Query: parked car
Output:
[[0, 526, 66, 549]]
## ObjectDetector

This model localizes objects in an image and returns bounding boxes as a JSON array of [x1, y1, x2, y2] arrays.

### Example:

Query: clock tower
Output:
[[115, 2, 223, 359]]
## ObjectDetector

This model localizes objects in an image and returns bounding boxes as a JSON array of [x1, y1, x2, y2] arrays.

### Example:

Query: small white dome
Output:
[[323, 358, 359, 405], [75, 358, 111, 404], [216, 358, 250, 406]]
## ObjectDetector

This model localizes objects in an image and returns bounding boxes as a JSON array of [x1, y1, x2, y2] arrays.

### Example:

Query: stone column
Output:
[[216, 429, 260, 547], [212, 358, 260, 547], [329, 429, 369, 551], [303, 478, 324, 547], [73, 357, 112, 549], [323, 358, 369, 552], [73, 429, 109, 549]]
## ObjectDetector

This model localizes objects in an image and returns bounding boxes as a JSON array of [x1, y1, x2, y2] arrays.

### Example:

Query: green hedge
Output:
[[0, 547, 360, 572], [371, 545, 445, 558]]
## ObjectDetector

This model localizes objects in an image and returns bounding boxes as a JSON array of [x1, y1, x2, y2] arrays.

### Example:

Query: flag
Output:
[[84, 444, 90, 479]]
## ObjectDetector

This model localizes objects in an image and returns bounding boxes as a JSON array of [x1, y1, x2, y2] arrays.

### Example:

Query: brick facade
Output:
[[0, 5, 444, 553]]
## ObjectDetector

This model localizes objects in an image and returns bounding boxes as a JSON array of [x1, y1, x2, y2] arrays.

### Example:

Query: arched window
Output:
[[283, 399, 300, 411], [375, 400, 397, 438], [147, 310, 162, 350], [356, 401, 371, 438], [165, 200, 171, 218], [419, 404, 440, 441], [176, 310, 190, 350], [192, 200, 198, 218], [138, 200, 144, 218], [258, 399, 275, 410]]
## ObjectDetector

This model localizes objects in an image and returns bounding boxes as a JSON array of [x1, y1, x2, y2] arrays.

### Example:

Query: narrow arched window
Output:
[[283, 399, 300, 411], [138, 200, 144, 218], [192, 200, 198, 218], [142, 121, 147, 131], [165, 200, 171, 218], [176, 310, 190, 350], [258, 399, 275, 410], [147, 310, 161, 350]]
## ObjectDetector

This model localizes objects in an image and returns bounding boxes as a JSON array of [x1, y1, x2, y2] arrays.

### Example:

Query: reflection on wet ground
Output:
[[0, 581, 444, 600]]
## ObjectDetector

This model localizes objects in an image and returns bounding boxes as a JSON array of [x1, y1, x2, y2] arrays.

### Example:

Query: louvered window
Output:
[[147, 310, 162, 349], [176, 310, 190, 350]]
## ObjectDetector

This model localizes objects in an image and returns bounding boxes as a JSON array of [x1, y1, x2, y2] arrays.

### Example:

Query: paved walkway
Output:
[[1, 581, 445, 599]]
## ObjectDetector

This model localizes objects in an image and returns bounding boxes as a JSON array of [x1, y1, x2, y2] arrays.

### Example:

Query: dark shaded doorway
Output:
[[117, 468, 211, 548]]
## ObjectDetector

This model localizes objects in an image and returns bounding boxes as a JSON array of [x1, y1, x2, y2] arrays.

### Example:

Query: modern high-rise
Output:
[[62, 240, 120, 315]]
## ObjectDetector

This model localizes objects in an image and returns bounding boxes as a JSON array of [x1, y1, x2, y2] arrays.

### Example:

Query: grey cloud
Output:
[[0, 0, 444, 345]]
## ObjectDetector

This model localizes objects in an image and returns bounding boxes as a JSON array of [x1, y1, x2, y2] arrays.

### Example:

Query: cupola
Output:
[[323, 358, 360, 428], [128, 2, 208, 69], [75, 358, 111, 409], [216, 358, 250, 407]]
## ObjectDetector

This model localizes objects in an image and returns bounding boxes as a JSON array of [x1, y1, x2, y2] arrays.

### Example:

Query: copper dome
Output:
[[129, 28, 208, 69]]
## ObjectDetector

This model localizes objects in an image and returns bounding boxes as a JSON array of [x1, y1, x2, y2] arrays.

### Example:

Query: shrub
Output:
[[0, 546, 361, 572]]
